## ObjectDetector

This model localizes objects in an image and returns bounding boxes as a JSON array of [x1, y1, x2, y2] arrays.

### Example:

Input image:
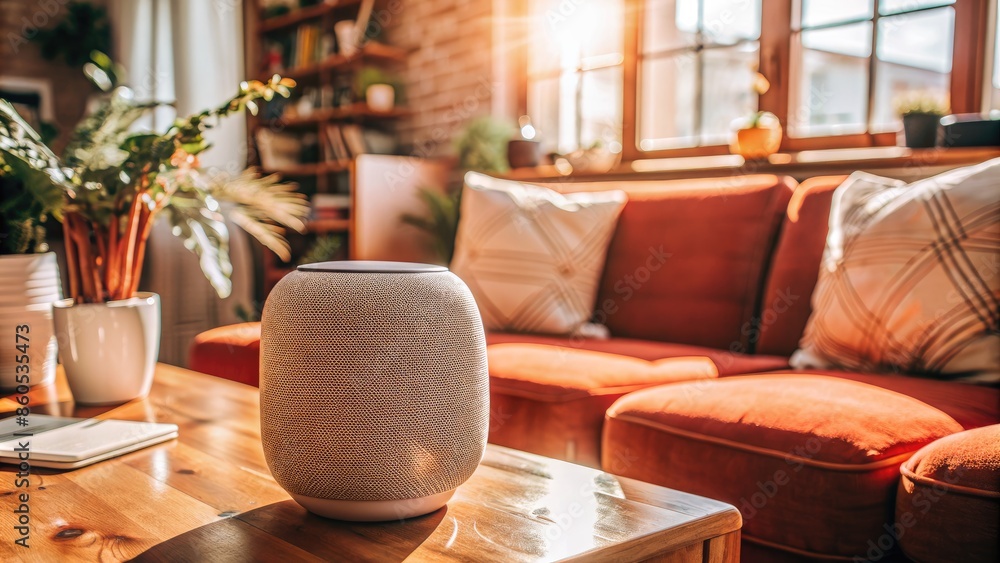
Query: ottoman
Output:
[[188, 322, 262, 386], [601, 374, 965, 561], [896, 425, 1000, 563]]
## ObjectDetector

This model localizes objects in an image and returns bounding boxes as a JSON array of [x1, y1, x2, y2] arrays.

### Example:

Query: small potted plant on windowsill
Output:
[[896, 94, 948, 149], [730, 72, 782, 160]]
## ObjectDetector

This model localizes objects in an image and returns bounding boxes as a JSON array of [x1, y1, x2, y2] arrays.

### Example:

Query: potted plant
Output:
[[0, 139, 65, 391], [454, 116, 514, 174], [354, 66, 403, 112], [0, 53, 309, 404], [508, 115, 543, 169], [730, 72, 782, 160], [896, 94, 948, 149]]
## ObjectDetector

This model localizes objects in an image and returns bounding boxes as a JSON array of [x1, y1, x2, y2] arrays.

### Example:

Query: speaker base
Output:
[[291, 489, 456, 521]]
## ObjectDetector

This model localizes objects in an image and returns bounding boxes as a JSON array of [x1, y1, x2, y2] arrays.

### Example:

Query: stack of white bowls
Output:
[[0, 252, 61, 389]]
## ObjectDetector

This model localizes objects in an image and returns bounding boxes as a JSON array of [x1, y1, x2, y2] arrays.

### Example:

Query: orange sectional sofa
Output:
[[190, 173, 999, 562]]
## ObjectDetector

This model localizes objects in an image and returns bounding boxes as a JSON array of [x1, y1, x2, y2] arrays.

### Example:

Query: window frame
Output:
[[516, 0, 991, 161]]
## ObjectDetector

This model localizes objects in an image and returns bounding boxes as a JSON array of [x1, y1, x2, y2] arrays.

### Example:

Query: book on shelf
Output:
[[312, 193, 351, 220], [340, 124, 367, 157], [324, 124, 399, 161], [325, 125, 351, 164], [267, 22, 329, 71], [255, 129, 303, 170]]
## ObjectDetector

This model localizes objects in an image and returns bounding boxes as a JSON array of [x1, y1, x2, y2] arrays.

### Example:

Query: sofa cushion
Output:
[[792, 162, 1000, 382], [602, 374, 964, 559], [485, 332, 789, 467], [451, 172, 627, 335], [897, 425, 1000, 563], [755, 176, 845, 356], [487, 331, 790, 373], [530, 175, 795, 350], [760, 369, 1000, 431], [188, 322, 262, 386]]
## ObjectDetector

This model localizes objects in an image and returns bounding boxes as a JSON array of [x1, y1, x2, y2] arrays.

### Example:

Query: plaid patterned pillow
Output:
[[791, 160, 1000, 384], [451, 172, 627, 336]]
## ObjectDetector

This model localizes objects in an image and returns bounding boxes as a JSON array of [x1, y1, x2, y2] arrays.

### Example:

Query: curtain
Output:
[[109, 0, 255, 367]]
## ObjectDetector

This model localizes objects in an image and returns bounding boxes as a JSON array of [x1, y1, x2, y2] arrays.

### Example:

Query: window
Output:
[[639, 0, 762, 150], [519, 0, 989, 159], [525, 0, 625, 154], [790, 0, 955, 138]]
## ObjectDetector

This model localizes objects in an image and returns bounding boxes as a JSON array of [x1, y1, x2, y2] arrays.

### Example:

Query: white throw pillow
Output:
[[791, 159, 1000, 384], [451, 172, 627, 336]]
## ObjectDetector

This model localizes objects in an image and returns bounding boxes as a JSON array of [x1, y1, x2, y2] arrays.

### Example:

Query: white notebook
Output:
[[0, 415, 178, 469]]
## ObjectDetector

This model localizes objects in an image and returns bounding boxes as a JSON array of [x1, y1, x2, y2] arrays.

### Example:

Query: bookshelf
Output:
[[244, 0, 409, 295]]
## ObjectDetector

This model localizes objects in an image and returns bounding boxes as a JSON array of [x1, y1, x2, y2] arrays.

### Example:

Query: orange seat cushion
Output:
[[758, 369, 1000, 431], [485, 332, 789, 467], [188, 322, 262, 386], [897, 425, 1000, 563], [602, 374, 965, 559]]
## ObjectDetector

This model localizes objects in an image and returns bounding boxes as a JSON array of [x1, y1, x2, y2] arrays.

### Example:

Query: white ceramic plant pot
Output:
[[53, 292, 160, 405], [0, 253, 60, 390], [366, 84, 395, 112]]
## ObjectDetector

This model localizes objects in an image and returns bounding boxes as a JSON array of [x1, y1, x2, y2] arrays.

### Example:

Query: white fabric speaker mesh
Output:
[[260, 269, 489, 501]]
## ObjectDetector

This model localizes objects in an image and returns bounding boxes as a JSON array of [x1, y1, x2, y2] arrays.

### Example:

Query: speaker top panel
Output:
[[297, 261, 448, 274]]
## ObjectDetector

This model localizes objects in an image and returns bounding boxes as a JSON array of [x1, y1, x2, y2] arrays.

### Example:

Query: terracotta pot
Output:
[[731, 122, 782, 160], [53, 292, 160, 405]]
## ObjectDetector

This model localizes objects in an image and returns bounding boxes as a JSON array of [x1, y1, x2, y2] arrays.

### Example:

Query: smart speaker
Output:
[[260, 261, 489, 521]]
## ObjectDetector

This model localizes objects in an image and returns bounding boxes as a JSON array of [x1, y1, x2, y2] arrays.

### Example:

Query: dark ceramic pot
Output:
[[902, 113, 941, 148], [507, 140, 542, 169]]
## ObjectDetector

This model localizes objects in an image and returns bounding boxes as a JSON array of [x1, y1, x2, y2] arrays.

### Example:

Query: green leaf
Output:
[[207, 169, 309, 262], [163, 198, 233, 298]]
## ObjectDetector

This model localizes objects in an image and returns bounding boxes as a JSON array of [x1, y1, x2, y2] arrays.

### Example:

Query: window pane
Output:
[[528, 73, 580, 154], [644, 0, 699, 53], [802, 22, 872, 58], [529, 77, 560, 153], [527, 0, 623, 74], [800, 0, 872, 28], [580, 67, 624, 149], [879, 0, 953, 16], [639, 54, 698, 149], [701, 45, 759, 144], [877, 8, 953, 74], [581, 1, 624, 63], [644, 0, 760, 53], [791, 23, 872, 137], [701, 0, 761, 44], [638, 46, 756, 150], [871, 8, 953, 131]]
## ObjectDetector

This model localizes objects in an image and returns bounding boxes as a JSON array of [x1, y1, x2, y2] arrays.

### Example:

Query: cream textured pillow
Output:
[[791, 160, 1000, 384], [451, 172, 627, 336]]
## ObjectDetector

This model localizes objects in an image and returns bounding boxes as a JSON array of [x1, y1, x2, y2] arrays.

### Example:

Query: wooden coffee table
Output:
[[0, 364, 740, 562]]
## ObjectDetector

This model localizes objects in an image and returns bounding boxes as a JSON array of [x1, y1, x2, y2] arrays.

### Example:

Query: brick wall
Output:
[[0, 0, 106, 153], [384, 0, 501, 157]]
